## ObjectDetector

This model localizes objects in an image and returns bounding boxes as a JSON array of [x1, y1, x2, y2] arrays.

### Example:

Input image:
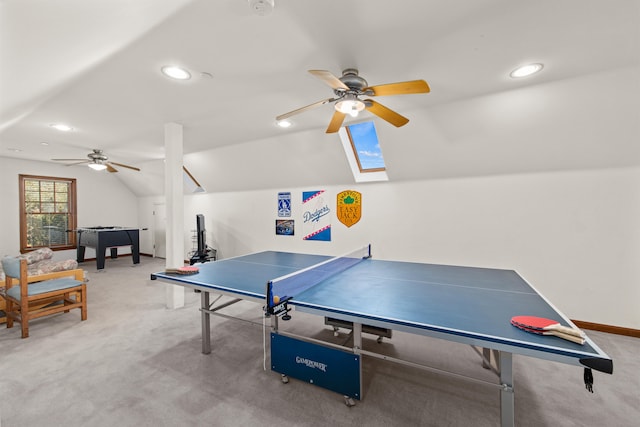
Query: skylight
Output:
[[347, 121, 385, 171], [338, 121, 389, 183]]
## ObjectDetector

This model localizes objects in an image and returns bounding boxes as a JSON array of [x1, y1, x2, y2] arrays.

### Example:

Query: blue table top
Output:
[[152, 250, 612, 372], [152, 251, 332, 300]]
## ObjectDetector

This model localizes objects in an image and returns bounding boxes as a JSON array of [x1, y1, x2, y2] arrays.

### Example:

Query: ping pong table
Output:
[[151, 245, 612, 427]]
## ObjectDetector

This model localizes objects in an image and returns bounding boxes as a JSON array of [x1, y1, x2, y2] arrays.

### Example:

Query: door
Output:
[[153, 203, 167, 258]]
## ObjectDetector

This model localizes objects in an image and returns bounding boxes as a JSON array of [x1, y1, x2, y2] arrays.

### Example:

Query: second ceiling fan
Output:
[[276, 68, 430, 133], [52, 149, 140, 173]]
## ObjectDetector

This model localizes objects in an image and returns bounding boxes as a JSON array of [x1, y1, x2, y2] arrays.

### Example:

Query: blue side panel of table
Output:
[[271, 333, 361, 400]]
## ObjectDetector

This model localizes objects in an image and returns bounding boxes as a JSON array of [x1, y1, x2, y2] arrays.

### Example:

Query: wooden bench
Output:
[[1, 257, 87, 338]]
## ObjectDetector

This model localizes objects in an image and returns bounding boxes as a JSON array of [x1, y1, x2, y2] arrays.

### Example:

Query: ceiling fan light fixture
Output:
[[510, 63, 544, 78], [88, 162, 107, 171], [335, 94, 365, 118]]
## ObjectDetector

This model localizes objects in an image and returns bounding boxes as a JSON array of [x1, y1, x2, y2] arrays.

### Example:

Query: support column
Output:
[[164, 122, 185, 309]]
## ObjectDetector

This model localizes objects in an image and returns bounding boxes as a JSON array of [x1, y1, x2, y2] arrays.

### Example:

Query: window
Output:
[[338, 121, 389, 182], [19, 175, 77, 252]]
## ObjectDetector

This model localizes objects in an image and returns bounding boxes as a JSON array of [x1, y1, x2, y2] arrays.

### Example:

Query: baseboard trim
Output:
[[78, 253, 134, 262], [79, 253, 160, 261], [83, 253, 162, 259], [572, 320, 640, 338]]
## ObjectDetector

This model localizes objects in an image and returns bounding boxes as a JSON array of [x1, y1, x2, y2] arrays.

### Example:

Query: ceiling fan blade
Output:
[[309, 70, 350, 91], [51, 159, 90, 166], [106, 164, 118, 173], [109, 162, 140, 171], [365, 80, 430, 96], [276, 97, 337, 121], [365, 100, 410, 127], [326, 111, 346, 133]]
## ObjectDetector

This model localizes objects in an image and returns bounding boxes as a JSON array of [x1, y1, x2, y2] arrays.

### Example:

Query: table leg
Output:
[[131, 241, 140, 264], [96, 244, 106, 270], [201, 291, 211, 354], [353, 322, 363, 400], [499, 351, 514, 427], [482, 347, 491, 369], [353, 322, 362, 350]]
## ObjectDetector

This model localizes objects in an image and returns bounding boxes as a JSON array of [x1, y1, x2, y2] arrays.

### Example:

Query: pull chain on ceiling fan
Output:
[[52, 149, 140, 173], [276, 68, 430, 133]]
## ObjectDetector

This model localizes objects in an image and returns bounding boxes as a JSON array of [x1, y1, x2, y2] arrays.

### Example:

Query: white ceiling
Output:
[[1, 0, 639, 184]]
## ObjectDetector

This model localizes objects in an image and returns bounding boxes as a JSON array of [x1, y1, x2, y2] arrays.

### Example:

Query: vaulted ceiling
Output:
[[1, 0, 639, 194]]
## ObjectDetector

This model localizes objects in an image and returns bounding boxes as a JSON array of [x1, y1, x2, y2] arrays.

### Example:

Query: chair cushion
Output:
[[28, 259, 79, 275], [1, 257, 21, 278], [18, 248, 54, 265], [1, 253, 79, 281], [6, 278, 83, 301]]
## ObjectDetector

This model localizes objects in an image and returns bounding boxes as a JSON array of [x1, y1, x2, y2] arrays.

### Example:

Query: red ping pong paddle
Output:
[[511, 316, 585, 338], [165, 266, 200, 275], [511, 320, 585, 345]]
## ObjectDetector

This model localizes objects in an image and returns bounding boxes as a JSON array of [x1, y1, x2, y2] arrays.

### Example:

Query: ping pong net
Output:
[[265, 244, 371, 316]]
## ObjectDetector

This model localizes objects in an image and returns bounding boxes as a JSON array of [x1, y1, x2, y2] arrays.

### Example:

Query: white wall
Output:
[[138, 166, 640, 330], [0, 157, 139, 261], [5, 155, 636, 329]]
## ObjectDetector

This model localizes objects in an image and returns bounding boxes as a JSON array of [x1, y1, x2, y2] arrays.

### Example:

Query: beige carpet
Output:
[[0, 256, 638, 426]]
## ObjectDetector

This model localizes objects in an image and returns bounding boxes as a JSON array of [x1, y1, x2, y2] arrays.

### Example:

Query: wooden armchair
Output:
[[0, 257, 87, 338]]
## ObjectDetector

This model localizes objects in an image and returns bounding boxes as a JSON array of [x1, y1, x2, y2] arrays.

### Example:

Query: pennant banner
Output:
[[302, 190, 331, 241]]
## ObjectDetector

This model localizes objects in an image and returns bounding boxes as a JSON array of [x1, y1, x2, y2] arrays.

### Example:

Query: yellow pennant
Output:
[[336, 190, 362, 227]]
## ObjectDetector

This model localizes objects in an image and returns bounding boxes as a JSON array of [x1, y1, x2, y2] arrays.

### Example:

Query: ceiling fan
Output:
[[52, 149, 141, 173], [276, 68, 430, 133]]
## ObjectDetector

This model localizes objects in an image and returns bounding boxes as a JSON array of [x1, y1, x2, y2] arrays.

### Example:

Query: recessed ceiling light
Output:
[[161, 65, 191, 80], [50, 123, 74, 132], [249, 0, 275, 16], [510, 63, 544, 78], [8, 148, 22, 152], [41, 141, 49, 146], [276, 119, 292, 128]]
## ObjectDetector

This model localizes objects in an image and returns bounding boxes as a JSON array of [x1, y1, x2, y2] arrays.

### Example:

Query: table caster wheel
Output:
[[281, 374, 289, 384], [344, 396, 356, 407]]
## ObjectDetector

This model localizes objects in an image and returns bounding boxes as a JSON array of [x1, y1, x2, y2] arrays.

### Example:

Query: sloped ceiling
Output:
[[1, 0, 639, 196]]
